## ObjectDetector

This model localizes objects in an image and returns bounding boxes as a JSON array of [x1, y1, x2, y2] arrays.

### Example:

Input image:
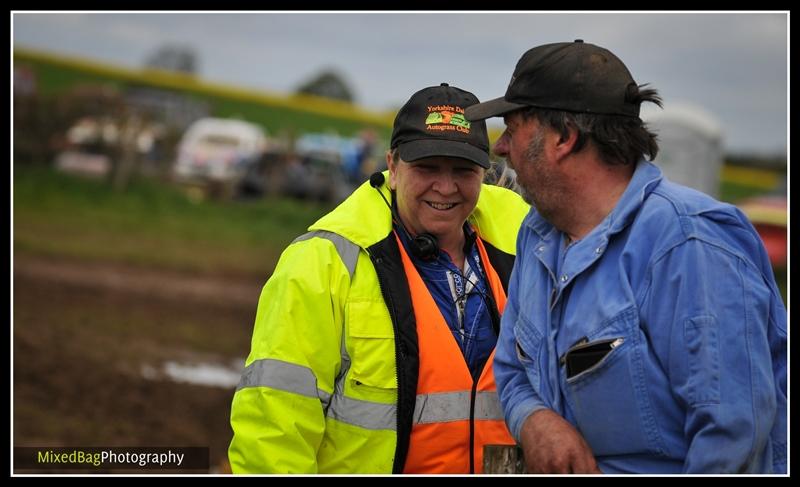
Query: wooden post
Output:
[[483, 444, 526, 474], [111, 114, 142, 192]]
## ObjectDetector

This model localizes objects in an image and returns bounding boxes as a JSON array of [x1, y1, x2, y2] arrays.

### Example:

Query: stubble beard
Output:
[[519, 131, 547, 211]]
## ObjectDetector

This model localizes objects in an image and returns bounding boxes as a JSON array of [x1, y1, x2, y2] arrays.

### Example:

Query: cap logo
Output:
[[424, 105, 471, 133]]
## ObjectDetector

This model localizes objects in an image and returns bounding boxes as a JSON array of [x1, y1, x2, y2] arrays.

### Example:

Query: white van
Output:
[[173, 118, 267, 193], [642, 103, 724, 197]]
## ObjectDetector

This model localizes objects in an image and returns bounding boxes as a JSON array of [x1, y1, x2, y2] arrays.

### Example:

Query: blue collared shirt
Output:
[[494, 161, 787, 473], [396, 223, 497, 379]]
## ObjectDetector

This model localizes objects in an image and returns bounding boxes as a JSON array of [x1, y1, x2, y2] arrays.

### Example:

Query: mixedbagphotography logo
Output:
[[14, 447, 209, 473]]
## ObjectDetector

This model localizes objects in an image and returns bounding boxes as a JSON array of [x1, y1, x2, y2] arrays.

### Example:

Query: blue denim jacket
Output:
[[494, 161, 787, 474]]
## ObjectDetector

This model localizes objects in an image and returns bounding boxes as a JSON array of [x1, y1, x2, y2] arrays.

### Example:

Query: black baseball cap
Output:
[[391, 83, 490, 168], [465, 40, 641, 122]]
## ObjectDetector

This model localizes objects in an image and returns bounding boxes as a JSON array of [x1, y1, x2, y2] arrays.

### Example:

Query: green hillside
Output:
[[14, 47, 394, 140]]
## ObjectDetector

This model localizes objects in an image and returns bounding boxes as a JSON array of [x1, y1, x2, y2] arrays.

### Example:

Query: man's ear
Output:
[[553, 124, 579, 161], [386, 151, 397, 190]]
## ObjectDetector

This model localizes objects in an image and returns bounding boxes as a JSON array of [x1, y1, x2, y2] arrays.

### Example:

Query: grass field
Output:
[[14, 161, 786, 305], [14, 165, 333, 278]]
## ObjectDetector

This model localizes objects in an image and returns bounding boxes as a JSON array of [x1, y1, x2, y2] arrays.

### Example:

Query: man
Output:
[[465, 40, 787, 474], [229, 83, 529, 473]]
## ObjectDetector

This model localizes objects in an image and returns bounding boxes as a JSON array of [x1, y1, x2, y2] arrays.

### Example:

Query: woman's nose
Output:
[[432, 171, 457, 194]]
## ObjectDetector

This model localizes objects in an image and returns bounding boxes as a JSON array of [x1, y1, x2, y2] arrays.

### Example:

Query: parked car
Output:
[[280, 133, 358, 202], [173, 118, 268, 197]]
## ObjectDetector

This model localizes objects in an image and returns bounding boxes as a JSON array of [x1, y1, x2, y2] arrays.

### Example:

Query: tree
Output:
[[145, 44, 198, 75], [296, 69, 355, 103]]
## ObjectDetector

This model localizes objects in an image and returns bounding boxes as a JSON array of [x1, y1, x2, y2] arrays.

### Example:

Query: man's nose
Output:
[[493, 131, 510, 158]]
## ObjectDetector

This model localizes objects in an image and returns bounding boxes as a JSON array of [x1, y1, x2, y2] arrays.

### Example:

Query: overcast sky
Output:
[[13, 11, 788, 155]]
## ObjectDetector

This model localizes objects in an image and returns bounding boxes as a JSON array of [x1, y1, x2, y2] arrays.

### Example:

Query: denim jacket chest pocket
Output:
[[561, 306, 666, 457], [513, 313, 545, 404]]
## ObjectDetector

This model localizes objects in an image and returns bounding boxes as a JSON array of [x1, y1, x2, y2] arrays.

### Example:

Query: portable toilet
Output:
[[642, 103, 724, 197]]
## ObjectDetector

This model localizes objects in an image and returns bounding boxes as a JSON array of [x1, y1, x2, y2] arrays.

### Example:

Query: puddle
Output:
[[142, 359, 244, 388]]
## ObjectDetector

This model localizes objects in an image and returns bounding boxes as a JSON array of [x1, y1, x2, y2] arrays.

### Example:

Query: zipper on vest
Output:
[[372, 256, 402, 417], [371, 254, 405, 472], [469, 376, 478, 474]]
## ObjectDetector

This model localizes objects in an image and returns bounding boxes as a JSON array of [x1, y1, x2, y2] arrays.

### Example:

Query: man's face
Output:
[[493, 112, 567, 220], [388, 155, 483, 242]]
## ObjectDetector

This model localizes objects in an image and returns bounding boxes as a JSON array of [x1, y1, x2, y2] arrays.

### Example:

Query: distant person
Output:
[[355, 128, 378, 180], [229, 83, 529, 473], [465, 40, 787, 474], [342, 129, 378, 184]]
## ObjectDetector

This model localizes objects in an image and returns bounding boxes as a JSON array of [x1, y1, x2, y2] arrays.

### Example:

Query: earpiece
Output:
[[370, 172, 440, 261], [369, 171, 386, 189], [409, 233, 439, 261]]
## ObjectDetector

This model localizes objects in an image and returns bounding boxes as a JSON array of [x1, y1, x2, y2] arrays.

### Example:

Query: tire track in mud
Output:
[[13, 254, 265, 308]]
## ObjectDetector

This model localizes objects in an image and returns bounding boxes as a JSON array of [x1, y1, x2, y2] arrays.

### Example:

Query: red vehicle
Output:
[[738, 194, 787, 267]]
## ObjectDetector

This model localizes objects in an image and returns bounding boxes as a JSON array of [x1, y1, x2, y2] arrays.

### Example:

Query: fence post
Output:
[[483, 444, 526, 474]]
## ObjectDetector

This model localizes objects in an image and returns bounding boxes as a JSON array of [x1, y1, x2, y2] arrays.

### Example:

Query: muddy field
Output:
[[13, 253, 265, 474]]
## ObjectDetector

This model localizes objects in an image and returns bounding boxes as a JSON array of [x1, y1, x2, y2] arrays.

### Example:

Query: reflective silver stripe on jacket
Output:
[[327, 392, 397, 431], [236, 352, 502, 430], [236, 358, 331, 405], [240, 358, 395, 431], [293, 230, 359, 278], [413, 391, 505, 424]]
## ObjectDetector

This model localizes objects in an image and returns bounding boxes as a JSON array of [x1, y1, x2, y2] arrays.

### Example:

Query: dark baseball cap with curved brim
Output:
[[462, 97, 529, 123], [466, 40, 641, 122], [391, 83, 490, 169]]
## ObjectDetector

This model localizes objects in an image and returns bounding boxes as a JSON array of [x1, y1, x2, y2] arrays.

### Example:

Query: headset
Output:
[[370, 171, 439, 261], [369, 171, 502, 336]]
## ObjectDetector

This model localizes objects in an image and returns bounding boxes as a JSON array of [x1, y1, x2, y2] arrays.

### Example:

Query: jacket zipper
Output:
[[469, 375, 478, 474], [370, 253, 405, 473]]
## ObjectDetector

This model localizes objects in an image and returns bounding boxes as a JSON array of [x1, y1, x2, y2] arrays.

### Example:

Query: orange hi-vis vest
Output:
[[396, 233, 516, 474]]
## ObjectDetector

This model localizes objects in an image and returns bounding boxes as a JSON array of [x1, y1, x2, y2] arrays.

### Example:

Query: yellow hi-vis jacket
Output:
[[229, 173, 529, 473]]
